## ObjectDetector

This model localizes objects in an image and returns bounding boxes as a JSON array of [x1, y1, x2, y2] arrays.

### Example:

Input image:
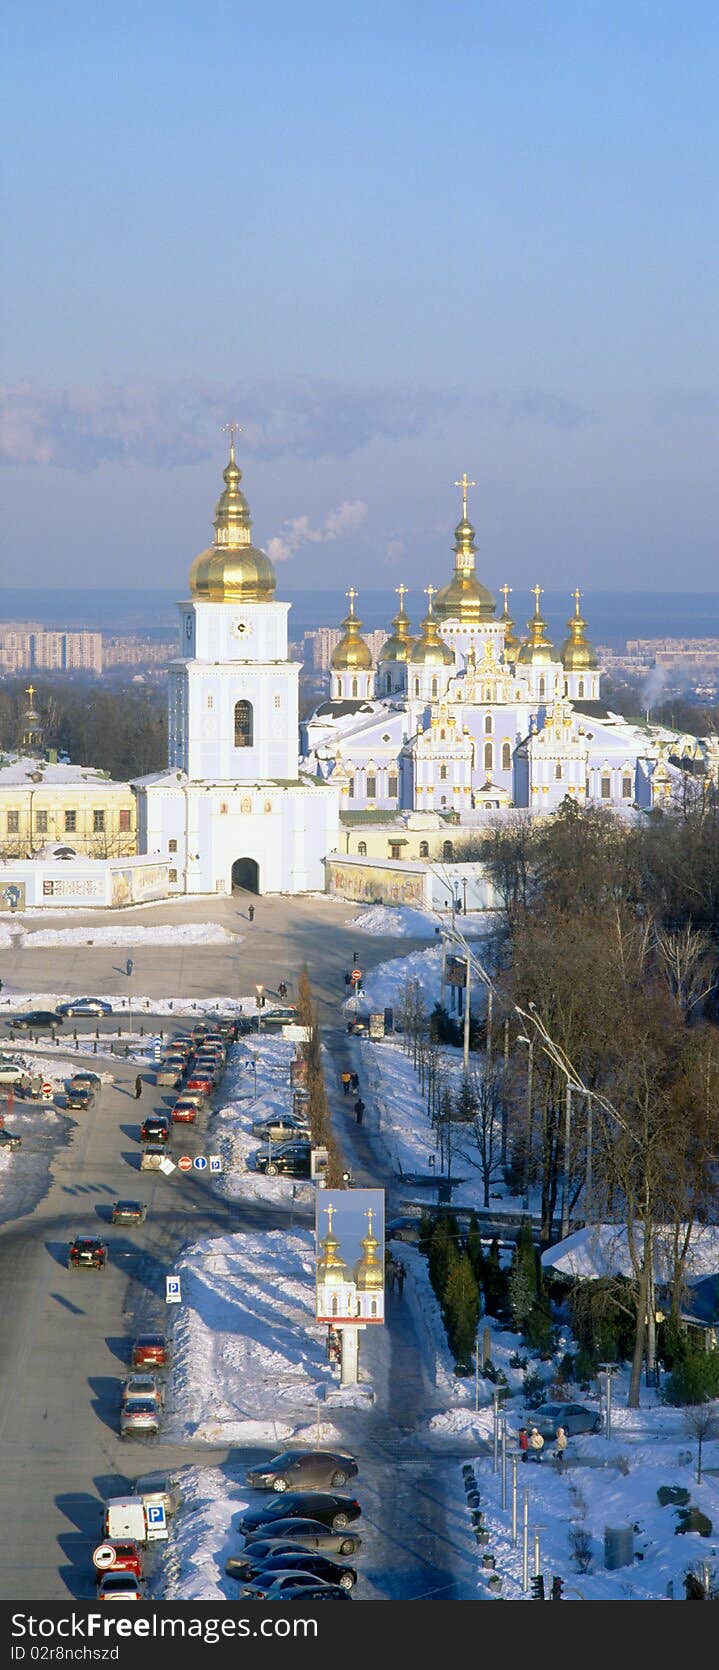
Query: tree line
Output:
[[0, 677, 167, 780]]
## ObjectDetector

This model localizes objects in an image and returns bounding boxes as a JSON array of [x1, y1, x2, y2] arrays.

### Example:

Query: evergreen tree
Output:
[[444, 1253, 481, 1369], [482, 1236, 510, 1318]]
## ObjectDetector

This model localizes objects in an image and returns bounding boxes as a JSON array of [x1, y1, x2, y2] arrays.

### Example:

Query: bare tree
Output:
[[683, 1404, 719, 1485], [465, 1067, 505, 1208]]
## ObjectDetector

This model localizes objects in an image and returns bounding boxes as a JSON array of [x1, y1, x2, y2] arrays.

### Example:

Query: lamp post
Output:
[[256, 985, 264, 1034], [517, 1033, 535, 1212]]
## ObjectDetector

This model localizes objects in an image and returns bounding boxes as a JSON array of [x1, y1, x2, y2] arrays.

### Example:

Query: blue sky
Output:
[[2, 1, 718, 595]]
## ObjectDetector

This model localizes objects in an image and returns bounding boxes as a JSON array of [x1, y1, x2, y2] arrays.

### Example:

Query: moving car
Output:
[[140, 1143, 167, 1171], [66, 1085, 93, 1111], [246, 1450, 358, 1492], [251, 1115, 311, 1143], [131, 1333, 170, 1370], [121, 1374, 164, 1409], [234, 1551, 357, 1589], [120, 1398, 160, 1439], [0, 1129, 22, 1151], [170, 1099, 198, 1123], [69, 1071, 102, 1093], [254, 1141, 313, 1179], [521, 1401, 602, 1441], [185, 1073, 214, 1097], [240, 1524, 362, 1558], [93, 1541, 144, 1582], [67, 1236, 107, 1270], [239, 1493, 361, 1535], [56, 997, 113, 1017], [8, 1010, 62, 1031], [97, 1570, 145, 1601], [140, 1115, 171, 1144], [111, 1199, 148, 1226]]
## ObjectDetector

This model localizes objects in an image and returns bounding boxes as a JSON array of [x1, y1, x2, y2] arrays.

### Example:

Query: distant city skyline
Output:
[[2, 3, 718, 593]]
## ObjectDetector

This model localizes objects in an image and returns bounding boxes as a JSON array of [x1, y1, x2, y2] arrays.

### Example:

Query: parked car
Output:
[[140, 1115, 171, 1144], [134, 1471, 182, 1517], [246, 1451, 358, 1492], [254, 1141, 313, 1179], [239, 1493, 361, 1535], [0, 1059, 31, 1088], [56, 997, 113, 1017], [386, 1215, 424, 1245], [97, 1571, 145, 1601], [520, 1401, 602, 1441], [170, 1099, 198, 1123], [121, 1373, 164, 1409], [93, 1541, 144, 1582], [120, 1398, 160, 1439], [240, 1523, 362, 1559], [111, 1199, 148, 1226], [8, 1010, 62, 1031], [240, 1571, 343, 1601], [140, 1143, 167, 1171], [0, 1129, 22, 1151], [233, 1550, 357, 1589], [66, 1086, 93, 1112], [251, 1115, 310, 1143], [67, 1236, 107, 1270], [275, 1584, 352, 1602], [131, 1333, 170, 1370]]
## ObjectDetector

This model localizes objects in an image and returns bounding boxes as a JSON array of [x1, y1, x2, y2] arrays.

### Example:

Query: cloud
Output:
[[384, 537, 407, 565], [0, 377, 594, 471], [266, 500, 368, 563]]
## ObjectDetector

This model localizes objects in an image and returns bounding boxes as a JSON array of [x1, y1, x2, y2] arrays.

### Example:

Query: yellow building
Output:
[[0, 756, 136, 859]]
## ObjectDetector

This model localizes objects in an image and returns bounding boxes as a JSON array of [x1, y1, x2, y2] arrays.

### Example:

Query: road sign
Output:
[[350, 968, 362, 984], [177, 1155, 192, 1172], [159, 1156, 176, 1175], [209, 1155, 223, 1173], [165, 1275, 182, 1304], [193, 1154, 208, 1171], [311, 1145, 329, 1181], [92, 1544, 117, 1571], [146, 1503, 166, 1535], [41, 1081, 53, 1101], [150, 1035, 162, 1060]]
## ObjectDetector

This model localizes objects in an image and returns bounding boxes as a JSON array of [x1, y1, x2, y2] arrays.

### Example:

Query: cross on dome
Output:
[[454, 473, 476, 519], [346, 586, 358, 616], [26, 684, 36, 703], [424, 584, 437, 613], [500, 584, 512, 612], [532, 584, 544, 615], [221, 421, 243, 459], [573, 587, 583, 615], [395, 583, 408, 609]]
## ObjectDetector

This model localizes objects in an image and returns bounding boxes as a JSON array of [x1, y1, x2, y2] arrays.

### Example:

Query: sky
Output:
[[2, 1, 718, 596]]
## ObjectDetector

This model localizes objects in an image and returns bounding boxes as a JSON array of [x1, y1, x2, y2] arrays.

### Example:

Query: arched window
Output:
[[371, 1299, 378, 1317], [431, 677, 438, 697], [600, 775, 611, 800], [539, 677, 546, 698], [352, 677, 358, 698], [502, 741, 511, 771], [388, 773, 398, 798], [578, 679, 585, 698], [356, 1297, 362, 1316], [331, 1295, 338, 1316], [335, 678, 341, 698], [442, 840, 453, 859], [484, 741, 493, 771], [358, 841, 367, 856], [484, 713, 493, 734], [622, 774, 633, 798], [440, 728, 446, 740], [234, 700, 253, 748], [440, 764, 447, 781], [555, 762, 563, 780], [414, 678, 420, 697], [419, 840, 429, 858], [385, 673, 391, 692]]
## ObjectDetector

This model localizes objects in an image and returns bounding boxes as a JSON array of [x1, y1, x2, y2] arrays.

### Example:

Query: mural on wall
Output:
[[325, 859, 425, 907]]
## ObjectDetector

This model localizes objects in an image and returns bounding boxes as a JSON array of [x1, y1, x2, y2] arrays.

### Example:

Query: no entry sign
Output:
[[177, 1155, 192, 1172]]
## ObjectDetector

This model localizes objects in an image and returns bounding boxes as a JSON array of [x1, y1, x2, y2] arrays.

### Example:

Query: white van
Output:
[[103, 1495, 168, 1543]]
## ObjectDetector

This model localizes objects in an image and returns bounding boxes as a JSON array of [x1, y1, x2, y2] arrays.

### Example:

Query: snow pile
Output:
[[343, 944, 444, 1017], [0, 922, 242, 950], [348, 903, 495, 939]]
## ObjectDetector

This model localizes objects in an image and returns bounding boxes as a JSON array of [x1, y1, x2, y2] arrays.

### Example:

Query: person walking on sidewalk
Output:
[[396, 1260, 405, 1295], [350, 1071, 360, 1093], [341, 1071, 351, 1096], [529, 1426, 544, 1464], [354, 1097, 365, 1125], [519, 1427, 529, 1463], [554, 1425, 568, 1470], [134, 1074, 143, 1100], [248, 904, 255, 922]]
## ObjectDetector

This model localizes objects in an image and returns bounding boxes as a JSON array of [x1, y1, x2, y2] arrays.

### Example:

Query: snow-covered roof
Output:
[[0, 755, 124, 789], [542, 1222, 719, 1286]]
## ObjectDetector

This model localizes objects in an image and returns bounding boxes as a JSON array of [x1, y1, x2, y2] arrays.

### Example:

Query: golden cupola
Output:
[[189, 434, 277, 602], [517, 585, 556, 665], [331, 588, 374, 672], [499, 583, 519, 659], [409, 586, 454, 666], [377, 584, 415, 664], [433, 474, 497, 624], [317, 1206, 349, 1287], [353, 1209, 384, 1291], [560, 589, 598, 671]]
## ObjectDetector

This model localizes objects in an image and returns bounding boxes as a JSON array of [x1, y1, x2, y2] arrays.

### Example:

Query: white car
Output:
[[120, 1398, 160, 1439], [0, 1060, 29, 1088], [121, 1373, 165, 1409]]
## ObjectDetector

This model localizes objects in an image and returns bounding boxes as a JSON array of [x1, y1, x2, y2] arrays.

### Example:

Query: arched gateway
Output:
[[231, 857, 259, 894]]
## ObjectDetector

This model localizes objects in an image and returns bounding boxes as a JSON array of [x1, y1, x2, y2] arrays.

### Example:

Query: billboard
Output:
[[315, 1188, 385, 1324]]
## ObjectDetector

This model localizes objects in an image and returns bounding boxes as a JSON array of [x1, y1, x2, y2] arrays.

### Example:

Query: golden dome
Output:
[[317, 1205, 349, 1287], [189, 439, 276, 602], [331, 588, 374, 672], [410, 587, 454, 666], [517, 585, 556, 665], [499, 583, 519, 658], [377, 583, 416, 664], [560, 589, 598, 671], [353, 1209, 384, 1291], [433, 476, 496, 623]]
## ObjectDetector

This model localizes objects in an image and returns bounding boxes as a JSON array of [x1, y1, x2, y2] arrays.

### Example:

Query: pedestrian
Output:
[[248, 904, 255, 922], [396, 1260, 405, 1295], [555, 1425, 568, 1470], [350, 1072, 359, 1092], [518, 1427, 529, 1463], [134, 1074, 143, 1100], [341, 1071, 351, 1096], [529, 1426, 544, 1464], [354, 1097, 365, 1125]]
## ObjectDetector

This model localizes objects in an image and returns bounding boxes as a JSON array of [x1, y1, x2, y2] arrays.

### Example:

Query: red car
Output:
[[170, 1099, 198, 1123], [185, 1075, 213, 1097], [94, 1541, 144, 1582], [131, 1333, 170, 1370]]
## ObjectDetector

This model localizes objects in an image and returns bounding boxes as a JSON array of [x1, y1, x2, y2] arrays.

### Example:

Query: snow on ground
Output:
[[0, 990, 269, 1017], [208, 1039, 315, 1210], [347, 903, 496, 939], [344, 944, 444, 1018], [0, 921, 242, 949]]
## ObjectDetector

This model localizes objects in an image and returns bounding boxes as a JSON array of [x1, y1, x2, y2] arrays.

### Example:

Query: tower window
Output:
[[274, 694, 281, 709], [358, 841, 367, 856], [366, 774, 377, 798], [234, 699, 253, 748], [442, 840, 454, 860], [539, 677, 546, 697], [419, 841, 429, 858], [501, 742, 511, 771], [440, 765, 448, 781], [385, 673, 391, 692], [351, 678, 358, 698], [431, 677, 438, 697], [578, 680, 585, 698], [484, 713, 492, 734], [414, 678, 420, 697], [555, 763, 563, 781], [207, 695, 213, 709], [484, 742, 493, 771], [347, 776, 355, 798]]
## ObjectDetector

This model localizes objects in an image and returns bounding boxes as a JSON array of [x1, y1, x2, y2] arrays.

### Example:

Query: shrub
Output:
[[522, 1368, 545, 1405], [568, 1526, 592, 1572], [675, 1507, 713, 1538], [657, 1486, 691, 1507], [663, 1350, 719, 1407]]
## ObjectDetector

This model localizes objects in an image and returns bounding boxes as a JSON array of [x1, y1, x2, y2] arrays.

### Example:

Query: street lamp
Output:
[[516, 1034, 535, 1212], [255, 985, 264, 1033]]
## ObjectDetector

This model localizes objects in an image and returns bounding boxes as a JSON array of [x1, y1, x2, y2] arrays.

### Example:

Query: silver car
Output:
[[120, 1398, 160, 1440], [121, 1374, 165, 1409]]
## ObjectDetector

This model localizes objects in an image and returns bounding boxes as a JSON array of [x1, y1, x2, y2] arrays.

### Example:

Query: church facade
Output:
[[301, 477, 676, 821], [133, 440, 339, 896]]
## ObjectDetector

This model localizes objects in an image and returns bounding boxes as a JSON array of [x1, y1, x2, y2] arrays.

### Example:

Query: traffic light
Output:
[[531, 1575, 545, 1600], [551, 1576, 564, 1601]]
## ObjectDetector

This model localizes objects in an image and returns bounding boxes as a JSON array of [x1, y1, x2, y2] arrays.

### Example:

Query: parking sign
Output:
[[209, 1155, 223, 1173], [145, 1502, 168, 1542], [165, 1275, 182, 1304]]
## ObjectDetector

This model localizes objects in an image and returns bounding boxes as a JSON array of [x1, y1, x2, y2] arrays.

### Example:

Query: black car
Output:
[[254, 1142, 313, 1179], [241, 1524, 363, 1558], [274, 1585, 352, 1602], [66, 1085, 93, 1111], [238, 1551, 357, 1589], [8, 1010, 62, 1031], [246, 1450, 358, 1492], [67, 1236, 107, 1270], [239, 1493, 362, 1535], [140, 1115, 171, 1144], [0, 1129, 22, 1151]]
